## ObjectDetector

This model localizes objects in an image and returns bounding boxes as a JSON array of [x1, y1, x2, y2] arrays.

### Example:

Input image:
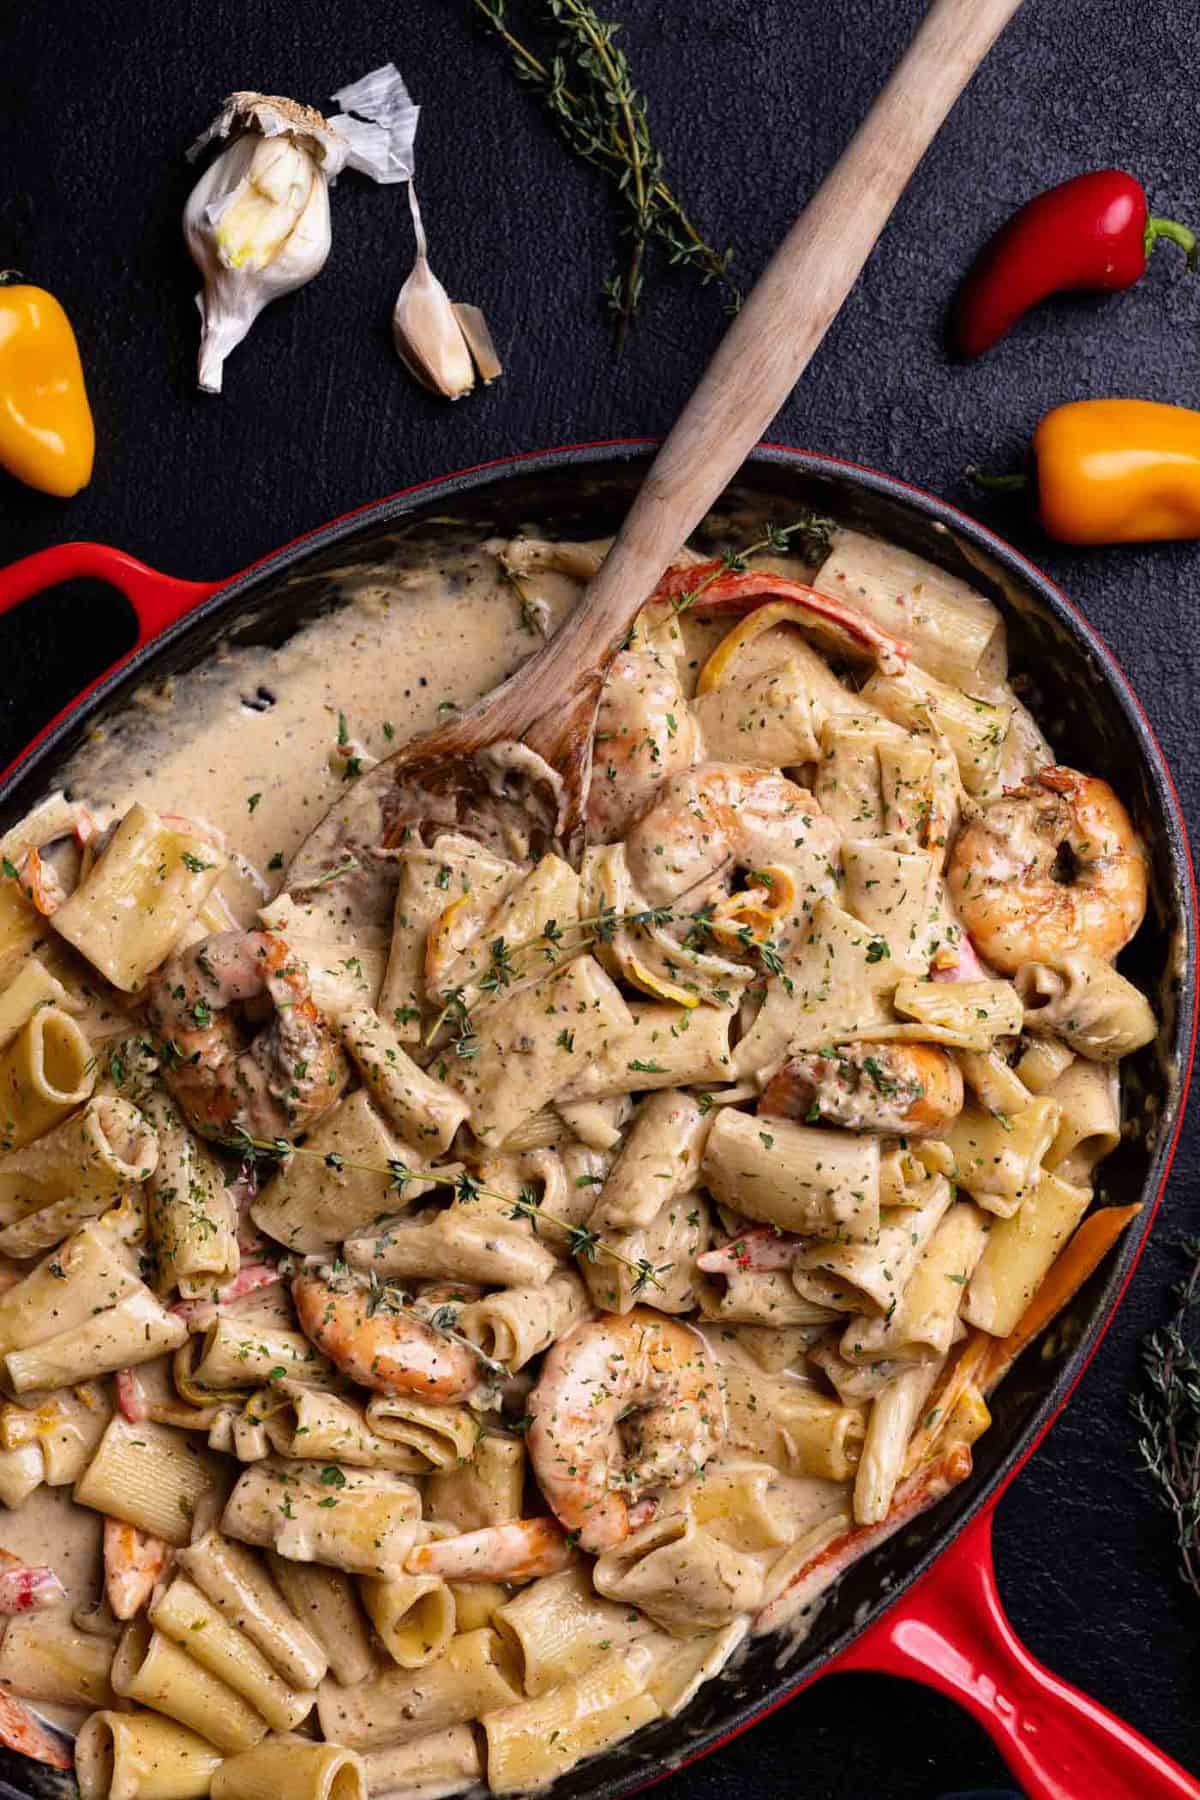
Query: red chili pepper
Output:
[[955, 169, 1196, 356]]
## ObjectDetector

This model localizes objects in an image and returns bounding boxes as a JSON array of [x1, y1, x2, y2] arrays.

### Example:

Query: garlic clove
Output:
[[392, 185, 475, 400], [213, 137, 317, 272], [452, 304, 503, 384]]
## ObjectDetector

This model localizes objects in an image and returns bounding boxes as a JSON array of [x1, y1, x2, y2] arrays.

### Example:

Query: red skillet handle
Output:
[[0, 542, 222, 778], [836, 1506, 1199, 1800]]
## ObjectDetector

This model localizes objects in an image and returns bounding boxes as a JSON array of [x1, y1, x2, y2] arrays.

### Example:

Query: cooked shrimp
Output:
[[623, 763, 840, 910], [760, 1042, 964, 1135], [527, 1308, 726, 1553], [947, 766, 1147, 974], [587, 650, 700, 843], [291, 1271, 479, 1403], [407, 1517, 571, 1582], [103, 1519, 168, 1621], [146, 930, 349, 1141]]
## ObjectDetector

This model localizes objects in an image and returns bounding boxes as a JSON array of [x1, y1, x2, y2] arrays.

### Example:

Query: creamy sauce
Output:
[[61, 547, 585, 919]]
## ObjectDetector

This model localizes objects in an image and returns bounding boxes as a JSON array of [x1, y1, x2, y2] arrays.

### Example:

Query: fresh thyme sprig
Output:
[[1133, 1236, 1200, 1603], [472, 0, 739, 332], [225, 1129, 666, 1296], [670, 515, 838, 615]]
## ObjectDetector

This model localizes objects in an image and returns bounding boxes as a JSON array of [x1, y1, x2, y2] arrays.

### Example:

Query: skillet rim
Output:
[[0, 439, 1193, 1799]]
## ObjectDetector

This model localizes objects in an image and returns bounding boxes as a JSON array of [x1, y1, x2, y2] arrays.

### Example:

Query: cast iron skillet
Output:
[[0, 444, 1195, 1800]]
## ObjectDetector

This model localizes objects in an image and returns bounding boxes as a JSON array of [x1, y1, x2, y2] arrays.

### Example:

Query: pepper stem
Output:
[[967, 467, 1030, 495], [1144, 215, 1198, 272]]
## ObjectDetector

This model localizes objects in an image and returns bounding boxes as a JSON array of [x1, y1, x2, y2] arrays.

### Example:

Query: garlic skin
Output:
[[183, 71, 418, 395], [185, 131, 331, 394]]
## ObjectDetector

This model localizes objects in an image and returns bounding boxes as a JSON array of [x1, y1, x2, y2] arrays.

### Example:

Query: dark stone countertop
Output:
[[2, 0, 1198, 1791]]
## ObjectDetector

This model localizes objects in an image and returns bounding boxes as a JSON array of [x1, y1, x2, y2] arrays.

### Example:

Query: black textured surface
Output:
[[2, 0, 1199, 1793]]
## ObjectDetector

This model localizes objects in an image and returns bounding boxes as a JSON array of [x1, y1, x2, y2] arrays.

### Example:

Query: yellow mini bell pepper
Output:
[[977, 398, 1200, 545], [0, 284, 94, 497]]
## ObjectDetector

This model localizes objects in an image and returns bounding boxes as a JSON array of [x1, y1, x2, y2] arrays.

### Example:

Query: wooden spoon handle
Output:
[[532, 0, 1022, 693]]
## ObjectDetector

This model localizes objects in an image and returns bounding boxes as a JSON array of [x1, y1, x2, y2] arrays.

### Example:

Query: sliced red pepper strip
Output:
[[650, 562, 910, 664]]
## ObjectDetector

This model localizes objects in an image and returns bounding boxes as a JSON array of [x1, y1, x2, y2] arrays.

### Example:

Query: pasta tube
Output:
[[0, 1439, 43, 1504], [720, 1362, 865, 1482], [150, 1576, 315, 1731], [892, 978, 1024, 1051], [187, 1317, 334, 1394], [942, 1097, 1061, 1218], [793, 1171, 954, 1317], [222, 1459, 420, 1578], [75, 1709, 223, 1800], [457, 1269, 591, 1371], [0, 1096, 158, 1258], [317, 1627, 522, 1749], [814, 529, 1005, 686], [362, 1726, 483, 1798], [591, 1089, 709, 1232], [266, 1555, 374, 1687], [211, 1739, 366, 1800], [731, 900, 894, 1077], [425, 1433, 525, 1531], [0, 1005, 94, 1152], [53, 803, 228, 991], [963, 1170, 1091, 1338], [556, 998, 733, 1103], [2, 1384, 108, 1485], [362, 1393, 482, 1471], [5, 1284, 188, 1396], [141, 1094, 238, 1297], [251, 1088, 435, 1252], [260, 1382, 429, 1473], [481, 1647, 659, 1793], [593, 1512, 762, 1632], [702, 1107, 880, 1239], [582, 1189, 708, 1315], [340, 1005, 468, 1154], [842, 1200, 990, 1362], [841, 836, 940, 975], [861, 664, 1010, 796], [0, 1608, 116, 1707], [111, 1618, 268, 1754], [381, 836, 518, 1041], [853, 1358, 942, 1524], [176, 1530, 328, 1690], [75, 1416, 221, 1545], [445, 956, 634, 1145], [0, 955, 69, 1052], [692, 662, 821, 765], [642, 1618, 747, 1718], [1016, 951, 1157, 1061], [1042, 1059, 1120, 1177], [0, 1216, 139, 1360], [493, 1564, 652, 1696], [360, 1570, 456, 1669]]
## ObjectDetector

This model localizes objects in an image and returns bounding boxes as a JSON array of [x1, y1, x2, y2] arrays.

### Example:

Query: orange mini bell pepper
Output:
[[975, 398, 1200, 545], [0, 283, 94, 497]]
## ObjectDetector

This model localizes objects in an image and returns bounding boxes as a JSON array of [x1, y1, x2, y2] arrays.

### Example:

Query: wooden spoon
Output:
[[287, 0, 1022, 920]]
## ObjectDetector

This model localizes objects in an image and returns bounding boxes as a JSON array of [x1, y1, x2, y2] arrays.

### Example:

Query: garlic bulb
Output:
[[183, 71, 418, 394]]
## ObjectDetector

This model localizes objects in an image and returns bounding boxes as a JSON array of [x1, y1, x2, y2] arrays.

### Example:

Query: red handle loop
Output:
[[0, 542, 222, 783], [836, 1507, 1199, 1799]]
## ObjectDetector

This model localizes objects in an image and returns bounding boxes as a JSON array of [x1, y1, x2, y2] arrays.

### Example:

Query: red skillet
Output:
[[0, 440, 1194, 1800]]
